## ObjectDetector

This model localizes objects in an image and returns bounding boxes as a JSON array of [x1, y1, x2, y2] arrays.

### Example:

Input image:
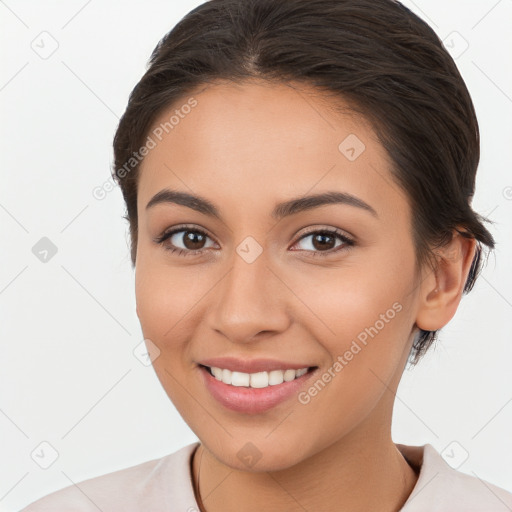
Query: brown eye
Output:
[[292, 228, 355, 256], [180, 230, 207, 250], [155, 226, 216, 255], [311, 232, 337, 251]]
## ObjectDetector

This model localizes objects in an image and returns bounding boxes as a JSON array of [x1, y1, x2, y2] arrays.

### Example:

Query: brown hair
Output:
[[112, 0, 495, 365]]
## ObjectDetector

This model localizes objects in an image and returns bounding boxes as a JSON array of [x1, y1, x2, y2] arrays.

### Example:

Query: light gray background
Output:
[[1, 1, 511, 510]]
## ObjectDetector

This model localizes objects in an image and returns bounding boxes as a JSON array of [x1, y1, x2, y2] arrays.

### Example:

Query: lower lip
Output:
[[199, 365, 316, 414]]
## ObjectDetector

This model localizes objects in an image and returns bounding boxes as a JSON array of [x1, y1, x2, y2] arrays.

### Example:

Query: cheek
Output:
[[134, 253, 209, 342], [287, 251, 415, 350], [287, 250, 416, 407], [134, 259, 201, 405], [135, 263, 171, 339], [283, 271, 415, 455]]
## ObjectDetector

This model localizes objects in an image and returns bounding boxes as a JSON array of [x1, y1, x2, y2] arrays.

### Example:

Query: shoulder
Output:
[[19, 442, 200, 512], [398, 443, 512, 511]]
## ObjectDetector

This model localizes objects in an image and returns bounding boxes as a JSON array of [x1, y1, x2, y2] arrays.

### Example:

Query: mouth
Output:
[[197, 358, 319, 414], [200, 364, 315, 388]]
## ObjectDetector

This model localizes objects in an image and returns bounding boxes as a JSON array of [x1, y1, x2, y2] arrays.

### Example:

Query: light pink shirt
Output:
[[20, 442, 512, 511]]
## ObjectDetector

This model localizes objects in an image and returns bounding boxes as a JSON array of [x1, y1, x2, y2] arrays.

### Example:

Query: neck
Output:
[[191, 420, 418, 512]]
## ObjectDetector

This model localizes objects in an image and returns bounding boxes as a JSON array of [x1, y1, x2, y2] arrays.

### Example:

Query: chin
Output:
[[199, 433, 317, 473]]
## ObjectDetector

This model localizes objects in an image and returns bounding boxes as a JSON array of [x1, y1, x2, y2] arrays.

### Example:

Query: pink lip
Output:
[[199, 364, 317, 414], [198, 356, 313, 373]]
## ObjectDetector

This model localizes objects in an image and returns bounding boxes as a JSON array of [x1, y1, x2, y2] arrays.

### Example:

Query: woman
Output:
[[21, 0, 512, 510]]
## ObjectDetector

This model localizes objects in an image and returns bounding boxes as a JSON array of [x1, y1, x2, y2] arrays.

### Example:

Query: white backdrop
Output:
[[1, 1, 511, 510]]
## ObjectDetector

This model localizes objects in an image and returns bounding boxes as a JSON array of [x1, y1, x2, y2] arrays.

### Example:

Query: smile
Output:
[[198, 359, 318, 414], [205, 366, 309, 388]]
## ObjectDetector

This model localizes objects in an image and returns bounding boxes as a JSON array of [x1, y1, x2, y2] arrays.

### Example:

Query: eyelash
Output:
[[154, 224, 355, 258]]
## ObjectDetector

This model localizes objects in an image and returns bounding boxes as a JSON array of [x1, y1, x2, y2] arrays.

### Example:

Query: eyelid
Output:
[[153, 223, 216, 244], [290, 226, 355, 253], [154, 223, 355, 257], [294, 225, 354, 242]]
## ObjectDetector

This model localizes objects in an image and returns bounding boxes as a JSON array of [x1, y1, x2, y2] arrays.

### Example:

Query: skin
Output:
[[134, 79, 476, 511]]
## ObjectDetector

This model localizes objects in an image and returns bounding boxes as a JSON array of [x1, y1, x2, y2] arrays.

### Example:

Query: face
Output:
[[135, 80, 424, 471]]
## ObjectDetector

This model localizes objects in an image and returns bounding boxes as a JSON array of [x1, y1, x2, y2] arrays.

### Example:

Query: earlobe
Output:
[[415, 232, 477, 332]]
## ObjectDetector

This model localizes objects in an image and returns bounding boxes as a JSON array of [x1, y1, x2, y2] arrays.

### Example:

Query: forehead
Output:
[[137, 80, 408, 222]]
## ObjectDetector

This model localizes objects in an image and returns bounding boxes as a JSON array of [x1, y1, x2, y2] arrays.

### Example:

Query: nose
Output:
[[206, 249, 292, 344]]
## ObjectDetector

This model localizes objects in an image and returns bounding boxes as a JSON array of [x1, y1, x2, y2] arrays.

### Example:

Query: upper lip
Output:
[[198, 357, 315, 374]]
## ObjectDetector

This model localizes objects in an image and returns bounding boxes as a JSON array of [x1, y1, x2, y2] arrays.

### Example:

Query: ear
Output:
[[415, 231, 477, 332]]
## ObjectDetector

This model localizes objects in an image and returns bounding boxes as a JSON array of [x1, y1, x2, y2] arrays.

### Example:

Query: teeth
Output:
[[268, 370, 284, 385], [283, 369, 296, 382], [209, 366, 309, 388], [250, 371, 268, 388], [211, 367, 223, 380], [295, 368, 308, 377], [222, 368, 232, 384], [231, 371, 250, 387]]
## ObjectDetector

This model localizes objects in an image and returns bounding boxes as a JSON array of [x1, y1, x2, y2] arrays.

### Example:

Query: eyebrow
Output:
[[146, 188, 378, 220]]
